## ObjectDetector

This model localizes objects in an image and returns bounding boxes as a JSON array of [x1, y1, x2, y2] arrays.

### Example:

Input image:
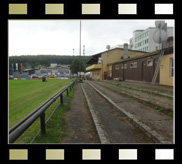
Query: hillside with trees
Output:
[[9, 55, 90, 72]]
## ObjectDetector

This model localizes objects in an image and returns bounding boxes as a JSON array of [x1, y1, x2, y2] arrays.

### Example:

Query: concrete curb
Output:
[[88, 82, 171, 144], [81, 84, 109, 144]]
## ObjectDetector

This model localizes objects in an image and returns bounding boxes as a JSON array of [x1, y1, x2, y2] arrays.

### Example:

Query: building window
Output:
[[124, 64, 127, 69], [133, 62, 137, 68], [130, 63, 133, 68], [170, 58, 174, 77], [147, 59, 153, 66], [115, 65, 120, 70], [121, 64, 124, 69]]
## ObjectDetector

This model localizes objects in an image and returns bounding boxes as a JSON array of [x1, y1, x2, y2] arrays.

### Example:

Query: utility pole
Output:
[[73, 49, 74, 75], [83, 45, 85, 56], [79, 20, 82, 78]]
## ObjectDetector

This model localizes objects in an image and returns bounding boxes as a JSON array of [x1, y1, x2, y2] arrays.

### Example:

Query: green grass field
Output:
[[9, 78, 75, 143], [9, 79, 73, 129]]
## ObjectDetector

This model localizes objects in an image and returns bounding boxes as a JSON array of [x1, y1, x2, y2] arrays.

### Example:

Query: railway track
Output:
[[82, 80, 173, 144], [94, 80, 173, 112], [81, 82, 154, 144]]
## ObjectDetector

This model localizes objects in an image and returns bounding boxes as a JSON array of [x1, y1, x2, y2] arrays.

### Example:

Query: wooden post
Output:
[[40, 112, 46, 135]]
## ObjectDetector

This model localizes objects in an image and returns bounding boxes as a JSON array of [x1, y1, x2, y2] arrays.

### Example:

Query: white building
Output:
[[35, 64, 71, 77], [130, 27, 173, 52], [50, 62, 58, 68]]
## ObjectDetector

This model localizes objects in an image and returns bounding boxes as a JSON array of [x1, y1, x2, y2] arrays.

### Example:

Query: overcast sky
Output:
[[9, 19, 174, 56]]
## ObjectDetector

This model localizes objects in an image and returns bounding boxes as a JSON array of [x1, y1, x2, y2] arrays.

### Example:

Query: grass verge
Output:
[[33, 85, 75, 143]]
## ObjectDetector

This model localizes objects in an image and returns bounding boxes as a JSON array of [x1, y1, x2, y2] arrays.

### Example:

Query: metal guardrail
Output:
[[9, 80, 76, 143]]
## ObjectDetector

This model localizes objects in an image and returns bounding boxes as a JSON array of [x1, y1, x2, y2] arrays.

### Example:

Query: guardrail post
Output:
[[66, 88, 69, 96], [40, 112, 46, 135], [60, 93, 63, 105]]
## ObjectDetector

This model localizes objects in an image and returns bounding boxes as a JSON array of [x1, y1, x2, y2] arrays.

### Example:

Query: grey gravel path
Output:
[[61, 83, 100, 143]]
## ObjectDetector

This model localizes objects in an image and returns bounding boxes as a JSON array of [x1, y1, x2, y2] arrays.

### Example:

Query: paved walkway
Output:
[[61, 83, 100, 143]]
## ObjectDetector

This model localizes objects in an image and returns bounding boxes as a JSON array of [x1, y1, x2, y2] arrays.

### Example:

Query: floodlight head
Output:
[[155, 20, 165, 29], [153, 29, 167, 43]]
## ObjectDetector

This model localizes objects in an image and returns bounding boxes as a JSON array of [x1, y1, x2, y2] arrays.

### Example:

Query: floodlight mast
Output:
[[79, 20, 82, 77], [73, 49, 75, 75], [154, 20, 167, 50], [83, 45, 85, 56]]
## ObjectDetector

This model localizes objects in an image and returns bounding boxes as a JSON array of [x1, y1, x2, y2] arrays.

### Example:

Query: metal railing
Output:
[[9, 80, 76, 143]]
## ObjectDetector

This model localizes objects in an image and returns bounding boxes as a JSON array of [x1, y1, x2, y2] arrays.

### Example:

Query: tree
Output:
[[9, 55, 90, 70], [70, 58, 85, 74]]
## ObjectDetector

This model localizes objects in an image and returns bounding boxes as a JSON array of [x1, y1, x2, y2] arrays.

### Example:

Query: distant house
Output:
[[23, 69, 36, 75], [36, 64, 71, 77], [50, 62, 58, 68]]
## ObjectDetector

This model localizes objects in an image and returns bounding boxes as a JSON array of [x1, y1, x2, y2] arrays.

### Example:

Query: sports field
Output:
[[9, 79, 73, 128]]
